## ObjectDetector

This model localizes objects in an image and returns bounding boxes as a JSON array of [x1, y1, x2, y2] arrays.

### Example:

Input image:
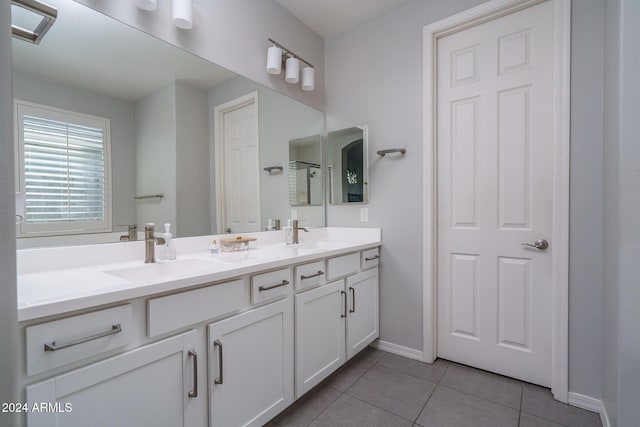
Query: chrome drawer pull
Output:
[[214, 339, 224, 385], [188, 349, 198, 398], [341, 290, 347, 318], [301, 271, 324, 280], [365, 254, 380, 261], [44, 324, 122, 352], [258, 279, 290, 291]]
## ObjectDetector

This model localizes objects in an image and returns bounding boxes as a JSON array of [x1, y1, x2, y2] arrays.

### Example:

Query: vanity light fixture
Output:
[[134, 0, 157, 11], [172, 0, 193, 29], [266, 38, 315, 91]]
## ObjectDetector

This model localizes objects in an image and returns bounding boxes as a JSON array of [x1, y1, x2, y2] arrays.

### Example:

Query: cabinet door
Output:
[[208, 298, 293, 427], [295, 280, 346, 398], [27, 330, 200, 427], [346, 268, 379, 359]]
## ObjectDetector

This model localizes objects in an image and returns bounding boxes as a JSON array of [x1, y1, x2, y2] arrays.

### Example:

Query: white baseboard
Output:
[[370, 340, 424, 361], [567, 392, 610, 427]]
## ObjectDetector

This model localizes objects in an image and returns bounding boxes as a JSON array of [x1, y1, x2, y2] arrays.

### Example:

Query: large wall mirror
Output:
[[327, 126, 369, 204], [12, 0, 325, 248]]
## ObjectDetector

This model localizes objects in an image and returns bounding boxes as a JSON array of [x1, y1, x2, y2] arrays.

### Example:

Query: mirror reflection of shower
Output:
[[289, 134, 323, 206]]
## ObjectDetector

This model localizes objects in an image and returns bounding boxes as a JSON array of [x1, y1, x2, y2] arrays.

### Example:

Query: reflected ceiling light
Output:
[[266, 38, 314, 91], [135, 0, 157, 11], [173, 0, 193, 29]]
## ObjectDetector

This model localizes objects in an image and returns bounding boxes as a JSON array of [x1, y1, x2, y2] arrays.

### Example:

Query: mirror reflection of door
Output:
[[341, 139, 363, 203], [214, 92, 261, 233]]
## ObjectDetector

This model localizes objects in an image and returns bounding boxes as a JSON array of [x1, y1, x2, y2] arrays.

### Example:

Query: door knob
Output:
[[226, 227, 232, 234], [520, 239, 549, 250]]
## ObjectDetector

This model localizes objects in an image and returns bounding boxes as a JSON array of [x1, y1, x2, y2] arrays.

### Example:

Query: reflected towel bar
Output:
[[377, 148, 406, 157], [134, 194, 164, 200], [264, 166, 283, 173]]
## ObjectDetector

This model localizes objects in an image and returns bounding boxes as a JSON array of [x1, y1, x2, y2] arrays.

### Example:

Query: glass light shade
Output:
[[266, 46, 282, 75], [302, 66, 315, 91], [173, 0, 193, 29], [135, 0, 157, 11], [285, 57, 299, 84]]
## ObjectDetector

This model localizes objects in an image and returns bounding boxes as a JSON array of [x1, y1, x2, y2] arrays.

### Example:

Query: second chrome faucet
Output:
[[144, 223, 166, 263]]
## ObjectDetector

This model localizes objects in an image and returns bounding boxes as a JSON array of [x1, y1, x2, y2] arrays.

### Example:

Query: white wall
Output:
[[0, 1, 18, 424], [602, 0, 640, 424], [135, 83, 177, 231], [325, 0, 608, 400], [568, 0, 605, 399], [76, 0, 325, 112], [175, 81, 211, 237], [13, 74, 137, 232]]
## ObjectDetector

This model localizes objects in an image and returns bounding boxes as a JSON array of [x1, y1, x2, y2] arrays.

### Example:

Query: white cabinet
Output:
[[208, 298, 293, 427], [294, 280, 346, 397], [346, 268, 379, 359], [27, 330, 200, 427], [295, 267, 379, 397]]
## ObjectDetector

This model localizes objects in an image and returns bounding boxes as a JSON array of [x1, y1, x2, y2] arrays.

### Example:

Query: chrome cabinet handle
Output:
[[258, 279, 290, 291], [365, 254, 380, 261], [214, 339, 223, 385], [44, 324, 122, 352], [341, 291, 347, 318], [188, 349, 198, 398], [349, 287, 356, 313], [301, 271, 324, 280], [520, 239, 549, 250]]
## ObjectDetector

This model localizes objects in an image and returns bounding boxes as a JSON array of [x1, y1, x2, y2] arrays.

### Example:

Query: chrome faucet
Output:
[[292, 220, 309, 245], [144, 223, 165, 263], [119, 224, 137, 241]]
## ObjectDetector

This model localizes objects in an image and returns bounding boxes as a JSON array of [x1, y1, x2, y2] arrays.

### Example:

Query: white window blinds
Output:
[[16, 101, 111, 236]]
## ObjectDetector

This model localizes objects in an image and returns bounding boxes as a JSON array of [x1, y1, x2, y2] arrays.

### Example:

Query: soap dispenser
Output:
[[162, 223, 176, 261], [285, 219, 294, 245]]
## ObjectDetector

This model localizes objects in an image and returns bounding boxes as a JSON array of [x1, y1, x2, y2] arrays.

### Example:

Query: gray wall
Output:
[[76, 0, 325, 111], [175, 81, 211, 237], [135, 83, 177, 232], [0, 1, 18, 425], [602, 0, 640, 424], [325, 0, 607, 400], [13, 73, 137, 230]]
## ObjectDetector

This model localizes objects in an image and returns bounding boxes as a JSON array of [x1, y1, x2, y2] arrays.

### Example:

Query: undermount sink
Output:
[[104, 259, 228, 283]]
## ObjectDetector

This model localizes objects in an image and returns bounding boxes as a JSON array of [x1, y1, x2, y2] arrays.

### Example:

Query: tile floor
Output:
[[266, 348, 603, 427]]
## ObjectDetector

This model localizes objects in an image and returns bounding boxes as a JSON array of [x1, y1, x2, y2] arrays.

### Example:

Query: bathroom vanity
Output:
[[16, 227, 380, 427]]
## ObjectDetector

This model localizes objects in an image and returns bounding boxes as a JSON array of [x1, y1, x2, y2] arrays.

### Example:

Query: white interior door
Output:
[[437, 1, 554, 387], [215, 93, 260, 233]]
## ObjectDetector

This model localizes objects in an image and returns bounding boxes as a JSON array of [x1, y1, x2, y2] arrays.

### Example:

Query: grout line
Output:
[[435, 384, 521, 413], [517, 383, 524, 426]]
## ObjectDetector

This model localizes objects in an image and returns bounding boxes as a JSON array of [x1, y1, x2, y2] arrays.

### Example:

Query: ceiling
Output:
[[275, 0, 412, 39]]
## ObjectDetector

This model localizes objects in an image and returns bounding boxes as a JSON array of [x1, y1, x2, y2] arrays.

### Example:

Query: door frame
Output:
[[422, 0, 570, 402], [213, 91, 260, 233]]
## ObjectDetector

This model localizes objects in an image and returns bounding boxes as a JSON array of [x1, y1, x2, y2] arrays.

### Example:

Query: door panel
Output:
[[437, 1, 553, 386]]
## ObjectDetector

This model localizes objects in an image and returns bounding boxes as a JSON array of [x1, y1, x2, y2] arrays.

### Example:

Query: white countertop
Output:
[[17, 227, 381, 322]]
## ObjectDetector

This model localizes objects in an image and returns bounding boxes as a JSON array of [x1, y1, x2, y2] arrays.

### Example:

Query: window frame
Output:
[[14, 100, 113, 237]]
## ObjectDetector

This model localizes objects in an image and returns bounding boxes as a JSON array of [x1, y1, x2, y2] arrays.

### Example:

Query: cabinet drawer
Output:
[[26, 304, 133, 376], [294, 260, 326, 291], [361, 247, 380, 269], [251, 268, 292, 304], [326, 252, 360, 280], [148, 279, 244, 337]]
